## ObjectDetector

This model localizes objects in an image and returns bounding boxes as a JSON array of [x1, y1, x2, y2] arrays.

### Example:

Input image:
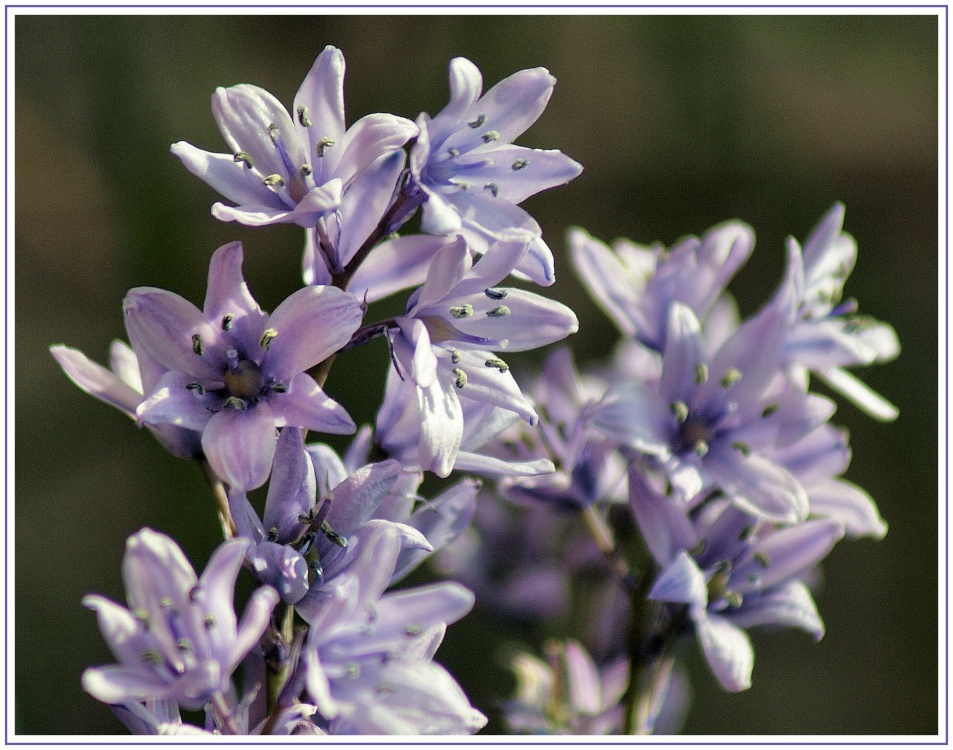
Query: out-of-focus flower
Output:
[[126, 242, 362, 490], [492, 347, 626, 511], [591, 302, 831, 523], [771, 203, 900, 420], [292, 523, 486, 734], [378, 237, 577, 477], [502, 639, 628, 734], [569, 221, 753, 352], [410, 57, 582, 286], [82, 529, 279, 712], [631, 470, 844, 692], [172, 45, 416, 230], [51, 337, 202, 461]]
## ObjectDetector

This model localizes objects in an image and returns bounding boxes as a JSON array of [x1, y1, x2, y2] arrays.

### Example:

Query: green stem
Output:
[[199, 457, 236, 539]]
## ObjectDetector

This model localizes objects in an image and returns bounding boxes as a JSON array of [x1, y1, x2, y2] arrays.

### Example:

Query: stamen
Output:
[[468, 113, 486, 128], [754, 551, 771, 569], [233, 151, 254, 169], [447, 147, 460, 157], [670, 400, 689, 424], [511, 158, 529, 170], [485, 358, 509, 372], [299, 164, 312, 177], [404, 625, 423, 636], [176, 638, 194, 653], [450, 304, 473, 319], [267, 527, 279, 542], [297, 105, 312, 127], [724, 591, 743, 608], [186, 382, 206, 395], [450, 348, 461, 364], [204, 615, 216, 629], [720, 368, 742, 388], [269, 382, 288, 393], [761, 404, 780, 418], [316, 137, 334, 158], [731, 441, 751, 457], [260, 328, 278, 350], [453, 368, 467, 388], [308, 559, 324, 586], [221, 313, 234, 331], [486, 305, 510, 317], [484, 182, 499, 197], [695, 363, 709, 384], [694, 439, 709, 458], [263, 174, 285, 187], [191, 334, 203, 356], [484, 287, 508, 300], [345, 663, 361, 679], [481, 130, 500, 143], [320, 520, 348, 548], [738, 525, 755, 542], [223, 396, 248, 411], [689, 539, 707, 557], [141, 650, 163, 666]]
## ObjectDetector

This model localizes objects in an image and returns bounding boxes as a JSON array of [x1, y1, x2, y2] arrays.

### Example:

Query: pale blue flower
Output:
[[569, 220, 753, 352], [410, 57, 582, 285], [126, 242, 362, 490], [377, 237, 577, 477], [591, 301, 829, 523], [172, 45, 416, 230], [631, 470, 844, 692], [82, 529, 279, 712], [772, 203, 900, 420]]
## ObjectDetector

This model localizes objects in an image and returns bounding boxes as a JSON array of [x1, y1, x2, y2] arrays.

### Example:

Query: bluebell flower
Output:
[[377, 237, 577, 477], [226, 427, 432, 610], [126, 242, 362, 490], [290, 523, 486, 734], [569, 220, 754, 352], [172, 45, 416, 230], [771, 203, 900, 420], [50, 337, 201, 461], [591, 301, 830, 523], [82, 529, 279, 712], [410, 57, 582, 286], [502, 639, 629, 734], [492, 347, 627, 511], [631, 470, 844, 692]]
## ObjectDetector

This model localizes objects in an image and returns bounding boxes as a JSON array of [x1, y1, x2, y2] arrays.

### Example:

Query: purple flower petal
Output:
[[202, 402, 278, 490], [728, 580, 824, 639], [268, 372, 355, 435], [51, 344, 141, 416], [695, 609, 753, 692], [264, 285, 363, 383], [171, 142, 282, 209]]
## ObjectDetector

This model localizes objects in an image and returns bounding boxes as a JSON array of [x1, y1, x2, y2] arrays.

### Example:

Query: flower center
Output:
[[675, 415, 713, 457], [223, 360, 265, 400]]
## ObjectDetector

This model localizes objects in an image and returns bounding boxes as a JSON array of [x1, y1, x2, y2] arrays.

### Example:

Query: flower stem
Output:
[[199, 457, 236, 539], [210, 691, 242, 734], [580, 504, 636, 593]]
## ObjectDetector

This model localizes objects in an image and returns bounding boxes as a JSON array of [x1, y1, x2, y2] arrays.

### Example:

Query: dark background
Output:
[[14, 13, 939, 735]]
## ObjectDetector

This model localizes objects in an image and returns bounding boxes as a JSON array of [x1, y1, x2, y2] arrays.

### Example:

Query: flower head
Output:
[[126, 241, 362, 490], [82, 529, 279, 711], [410, 57, 582, 285], [172, 46, 416, 230]]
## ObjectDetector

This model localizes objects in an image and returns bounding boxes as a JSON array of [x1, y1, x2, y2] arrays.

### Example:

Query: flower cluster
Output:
[[53, 45, 896, 737]]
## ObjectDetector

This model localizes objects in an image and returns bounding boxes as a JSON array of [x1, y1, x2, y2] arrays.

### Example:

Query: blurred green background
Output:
[[15, 13, 939, 735]]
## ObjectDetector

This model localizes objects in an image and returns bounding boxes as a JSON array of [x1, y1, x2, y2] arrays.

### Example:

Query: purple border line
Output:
[[4, 4, 948, 746]]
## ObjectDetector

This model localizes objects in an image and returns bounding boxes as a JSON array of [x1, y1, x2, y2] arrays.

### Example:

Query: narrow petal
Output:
[[728, 580, 824, 639], [564, 640, 604, 715], [695, 610, 754, 692], [808, 477, 888, 539], [320, 460, 403, 544], [348, 234, 452, 304], [413, 240, 472, 312], [333, 113, 418, 185], [450, 289, 578, 352], [452, 451, 555, 477], [268, 373, 355, 435], [293, 46, 346, 170], [82, 665, 172, 705], [123, 289, 222, 382], [628, 468, 698, 567], [659, 303, 707, 403], [418, 377, 464, 478], [51, 345, 141, 416], [263, 427, 317, 541], [136, 370, 216, 432], [706, 449, 809, 524], [211, 201, 300, 227], [453, 144, 582, 203], [568, 227, 640, 338], [590, 382, 673, 454], [171, 141, 282, 209], [264, 285, 363, 383], [336, 150, 406, 267], [202, 403, 277, 491], [197, 538, 250, 663], [814, 365, 899, 422], [444, 350, 537, 424], [228, 585, 280, 675], [439, 57, 483, 126], [648, 551, 708, 606]]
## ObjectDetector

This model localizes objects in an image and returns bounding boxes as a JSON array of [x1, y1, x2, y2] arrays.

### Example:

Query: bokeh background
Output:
[[14, 13, 939, 736]]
